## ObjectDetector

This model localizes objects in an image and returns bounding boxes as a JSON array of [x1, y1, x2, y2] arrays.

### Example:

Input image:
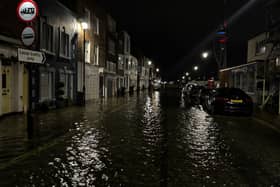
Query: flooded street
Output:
[[1, 89, 280, 186]]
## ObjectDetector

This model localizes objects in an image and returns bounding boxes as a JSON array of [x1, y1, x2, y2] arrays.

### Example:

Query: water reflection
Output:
[[1, 90, 280, 186], [45, 118, 112, 186], [185, 108, 219, 165], [170, 105, 234, 186]]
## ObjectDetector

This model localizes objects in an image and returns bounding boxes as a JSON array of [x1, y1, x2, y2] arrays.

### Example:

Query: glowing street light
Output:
[[202, 51, 209, 59], [148, 60, 152, 66], [186, 72, 190, 76], [193, 66, 199, 71], [182, 76, 185, 80], [156, 68, 160, 73], [81, 22, 89, 30]]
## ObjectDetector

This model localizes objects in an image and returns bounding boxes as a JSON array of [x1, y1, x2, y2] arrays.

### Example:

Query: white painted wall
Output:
[[85, 64, 99, 100]]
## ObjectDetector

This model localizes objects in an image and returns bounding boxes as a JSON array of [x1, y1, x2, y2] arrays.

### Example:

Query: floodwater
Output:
[[0, 89, 280, 186]]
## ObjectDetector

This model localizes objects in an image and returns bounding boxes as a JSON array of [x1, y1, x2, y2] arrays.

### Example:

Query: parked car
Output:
[[182, 83, 197, 97], [153, 81, 161, 90], [189, 85, 206, 105], [204, 88, 253, 115]]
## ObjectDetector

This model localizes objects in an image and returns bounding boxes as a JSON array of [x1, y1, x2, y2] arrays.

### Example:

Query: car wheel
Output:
[[207, 96, 216, 115]]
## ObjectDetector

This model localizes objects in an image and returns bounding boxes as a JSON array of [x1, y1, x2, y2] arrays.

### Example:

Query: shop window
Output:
[[40, 71, 54, 101]]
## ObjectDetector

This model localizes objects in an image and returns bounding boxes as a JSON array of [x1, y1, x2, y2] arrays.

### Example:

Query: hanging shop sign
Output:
[[18, 48, 46, 64], [17, 0, 39, 22], [21, 26, 35, 46]]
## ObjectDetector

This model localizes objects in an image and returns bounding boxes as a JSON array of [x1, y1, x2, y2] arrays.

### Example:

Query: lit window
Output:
[[276, 57, 280, 67]]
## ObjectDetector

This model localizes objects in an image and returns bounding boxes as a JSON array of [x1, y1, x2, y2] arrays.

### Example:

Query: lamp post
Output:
[[81, 21, 88, 105], [147, 60, 152, 91]]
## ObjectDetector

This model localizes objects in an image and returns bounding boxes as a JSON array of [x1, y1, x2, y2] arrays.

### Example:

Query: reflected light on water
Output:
[[181, 107, 221, 168], [47, 121, 109, 186], [142, 91, 162, 147]]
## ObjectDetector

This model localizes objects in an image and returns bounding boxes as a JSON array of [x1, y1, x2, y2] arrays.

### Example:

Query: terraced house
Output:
[[0, 0, 154, 116]]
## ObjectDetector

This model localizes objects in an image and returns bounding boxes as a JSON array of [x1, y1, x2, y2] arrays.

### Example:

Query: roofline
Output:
[[219, 62, 258, 72], [0, 34, 21, 45]]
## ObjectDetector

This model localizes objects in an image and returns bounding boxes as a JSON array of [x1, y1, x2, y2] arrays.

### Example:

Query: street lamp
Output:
[[156, 68, 160, 73], [81, 21, 88, 105], [193, 66, 199, 71], [148, 60, 152, 66], [186, 72, 190, 76], [182, 76, 185, 80], [202, 51, 209, 59]]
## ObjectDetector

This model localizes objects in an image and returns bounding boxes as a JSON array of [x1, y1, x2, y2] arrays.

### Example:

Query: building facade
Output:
[[138, 57, 152, 90], [118, 31, 132, 93], [76, 3, 100, 101], [37, 0, 80, 109], [0, 0, 150, 117], [101, 15, 118, 98]]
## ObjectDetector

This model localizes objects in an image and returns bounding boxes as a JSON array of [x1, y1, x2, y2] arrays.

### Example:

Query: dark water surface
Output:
[[0, 90, 280, 186]]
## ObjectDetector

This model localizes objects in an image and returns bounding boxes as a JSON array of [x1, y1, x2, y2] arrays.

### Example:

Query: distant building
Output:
[[117, 31, 141, 94], [129, 55, 138, 93], [102, 15, 118, 98], [138, 56, 152, 90], [117, 31, 131, 94]]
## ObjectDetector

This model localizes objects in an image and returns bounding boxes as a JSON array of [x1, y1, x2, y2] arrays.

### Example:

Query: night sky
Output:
[[98, 0, 268, 80]]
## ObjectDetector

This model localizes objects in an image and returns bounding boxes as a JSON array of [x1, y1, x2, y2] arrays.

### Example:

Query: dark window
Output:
[[60, 29, 70, 57], [2, 74, 6, 89], [41, 22, 54, 52]]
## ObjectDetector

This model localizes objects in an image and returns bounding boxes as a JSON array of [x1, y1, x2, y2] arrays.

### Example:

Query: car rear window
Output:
[[217, 88, 246, 96]]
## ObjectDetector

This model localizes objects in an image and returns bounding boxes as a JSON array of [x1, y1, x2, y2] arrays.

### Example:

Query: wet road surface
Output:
[[0, 89, 280, 186]]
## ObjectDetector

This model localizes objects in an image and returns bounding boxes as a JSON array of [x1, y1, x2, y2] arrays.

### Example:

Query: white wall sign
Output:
[[18, 48, 46, 64], [17, 0, 38, 22], [21, 26, 35, 46]]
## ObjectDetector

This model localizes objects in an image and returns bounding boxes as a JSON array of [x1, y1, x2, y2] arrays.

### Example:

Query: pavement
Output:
[[252, 107, 280, 134]]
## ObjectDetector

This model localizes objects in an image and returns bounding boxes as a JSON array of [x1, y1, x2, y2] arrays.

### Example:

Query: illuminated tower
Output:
[[213, 0, 228, 69]]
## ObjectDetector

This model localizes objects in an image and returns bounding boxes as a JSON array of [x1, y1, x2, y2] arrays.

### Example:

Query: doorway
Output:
[[2, 66, 12, 114]]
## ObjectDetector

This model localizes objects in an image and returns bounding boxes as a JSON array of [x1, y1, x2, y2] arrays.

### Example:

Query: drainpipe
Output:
[[278, 81, 280, 114], [263, 62, 266, 105]]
